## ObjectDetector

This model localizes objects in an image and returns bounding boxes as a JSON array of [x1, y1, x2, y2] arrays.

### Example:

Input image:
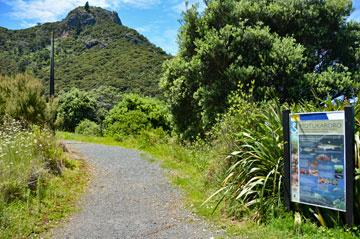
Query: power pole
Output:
[[50, 30, 55, 97]]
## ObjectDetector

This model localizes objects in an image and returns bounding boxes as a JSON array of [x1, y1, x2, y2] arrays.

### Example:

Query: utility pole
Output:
[[50, 30, 55, 97]]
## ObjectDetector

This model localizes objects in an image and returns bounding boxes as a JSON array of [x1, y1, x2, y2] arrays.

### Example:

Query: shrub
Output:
[[104, 94, 171, 139], [75, 119, 101, 136], [0, 74, 46, 125], [89, 85, 122, 121], [136, 128, 170, 149], [56, 88, 97, 132]]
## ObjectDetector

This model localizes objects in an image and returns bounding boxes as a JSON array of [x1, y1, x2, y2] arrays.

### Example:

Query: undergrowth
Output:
[[0, 120, 89, 238]]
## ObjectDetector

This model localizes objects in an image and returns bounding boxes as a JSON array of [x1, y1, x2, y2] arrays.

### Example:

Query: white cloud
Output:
[[2, 0, 159, 23]]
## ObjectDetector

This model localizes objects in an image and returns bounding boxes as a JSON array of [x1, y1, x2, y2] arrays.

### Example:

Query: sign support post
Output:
[[283, 109, 291, 211], [345, 106, 354, 226]]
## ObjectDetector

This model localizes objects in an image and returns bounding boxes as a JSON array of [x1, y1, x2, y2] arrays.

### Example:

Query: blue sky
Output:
[[0, 0, 359, 55]]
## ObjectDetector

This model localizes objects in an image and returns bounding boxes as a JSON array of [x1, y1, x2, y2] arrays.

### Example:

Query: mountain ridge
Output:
[[0, 6, 170, 96]]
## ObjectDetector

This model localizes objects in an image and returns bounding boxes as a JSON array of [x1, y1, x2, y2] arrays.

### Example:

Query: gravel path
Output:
[[52, 141, 224, 239]]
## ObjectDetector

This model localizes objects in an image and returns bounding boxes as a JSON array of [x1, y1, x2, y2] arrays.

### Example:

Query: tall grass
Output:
[[0, 118, 86, 238]]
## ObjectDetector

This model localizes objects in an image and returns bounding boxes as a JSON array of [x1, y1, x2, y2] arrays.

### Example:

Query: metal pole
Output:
[[345, 106, 354, 226], [283, 109, 291, 211], [50, 31, 55, 97]]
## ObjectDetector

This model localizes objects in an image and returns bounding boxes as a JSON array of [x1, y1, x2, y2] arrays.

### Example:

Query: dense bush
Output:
[[161, 0, 360, 139], [90, 85, 122, 121], [0, 74, 46, 125], [104, 94, 171, 139], [55, 88, 97, 132], [75, 119, 101, 136]]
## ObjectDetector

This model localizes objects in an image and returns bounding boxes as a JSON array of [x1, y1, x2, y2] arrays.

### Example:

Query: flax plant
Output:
[[205, 101, 284, 221]]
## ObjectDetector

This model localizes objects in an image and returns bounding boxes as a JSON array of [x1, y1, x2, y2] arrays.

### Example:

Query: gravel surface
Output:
[[52, 141, 225, 239]]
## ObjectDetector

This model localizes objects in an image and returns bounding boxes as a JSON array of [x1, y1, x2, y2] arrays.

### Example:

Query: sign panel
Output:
[[289, 112, 346, 211]]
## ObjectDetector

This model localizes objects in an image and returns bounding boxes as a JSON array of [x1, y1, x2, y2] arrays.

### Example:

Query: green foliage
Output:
[[56, 88, 97, 132], [200, 0, 355, 71], [0, 6, 169, 96], [104, 94, 171, 139], [205, 97, 285, 221], [304, 66, 358, 99], [0, 119, 62, 205], [161, 0, 360, 139], [89, 85, 122, 120], [0, 74, 46, 125], [162, 24, 306, 137], [84, 1, 90, 12], [45, 97, 59, 131], [0, 120, 87, 238], [75, 119, 101, 136]]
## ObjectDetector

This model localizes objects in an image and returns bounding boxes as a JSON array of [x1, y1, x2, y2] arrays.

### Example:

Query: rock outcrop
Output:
[[64, 6, 122, 31], [84, 39, 107, 49]]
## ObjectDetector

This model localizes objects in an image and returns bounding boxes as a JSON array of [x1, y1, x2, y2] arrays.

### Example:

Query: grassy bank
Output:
[[1, 159, 88, 238], [57, 131, 358, 239], [0, 124, 89, 239]]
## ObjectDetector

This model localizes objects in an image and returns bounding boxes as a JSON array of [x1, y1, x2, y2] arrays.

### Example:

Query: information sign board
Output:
[[289, 112, 346, 211]]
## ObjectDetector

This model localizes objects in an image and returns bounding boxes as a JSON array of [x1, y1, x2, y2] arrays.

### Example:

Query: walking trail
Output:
[[51, 141, 225, 239]]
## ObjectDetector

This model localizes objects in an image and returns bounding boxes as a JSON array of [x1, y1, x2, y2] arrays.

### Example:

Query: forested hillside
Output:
[[0, 6, 169, 96]]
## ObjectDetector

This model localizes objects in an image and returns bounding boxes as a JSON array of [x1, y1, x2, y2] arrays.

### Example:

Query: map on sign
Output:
[[289, 112, 346, 211]]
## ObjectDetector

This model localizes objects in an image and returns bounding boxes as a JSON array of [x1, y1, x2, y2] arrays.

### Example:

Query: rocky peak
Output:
[[63, 6, 122, 30]]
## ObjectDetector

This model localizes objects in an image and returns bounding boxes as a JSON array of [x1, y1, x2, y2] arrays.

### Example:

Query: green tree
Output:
[[162, 22, 307, 138], [104, 94, 171, 138], [161, 0, 360, 139], [55, 88, 97, 131], [90, 85, 122, 121], [85, 1, 90, 12]]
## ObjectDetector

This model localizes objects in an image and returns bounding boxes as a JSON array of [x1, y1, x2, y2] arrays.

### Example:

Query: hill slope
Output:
[[0, 6, 170, 96]]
